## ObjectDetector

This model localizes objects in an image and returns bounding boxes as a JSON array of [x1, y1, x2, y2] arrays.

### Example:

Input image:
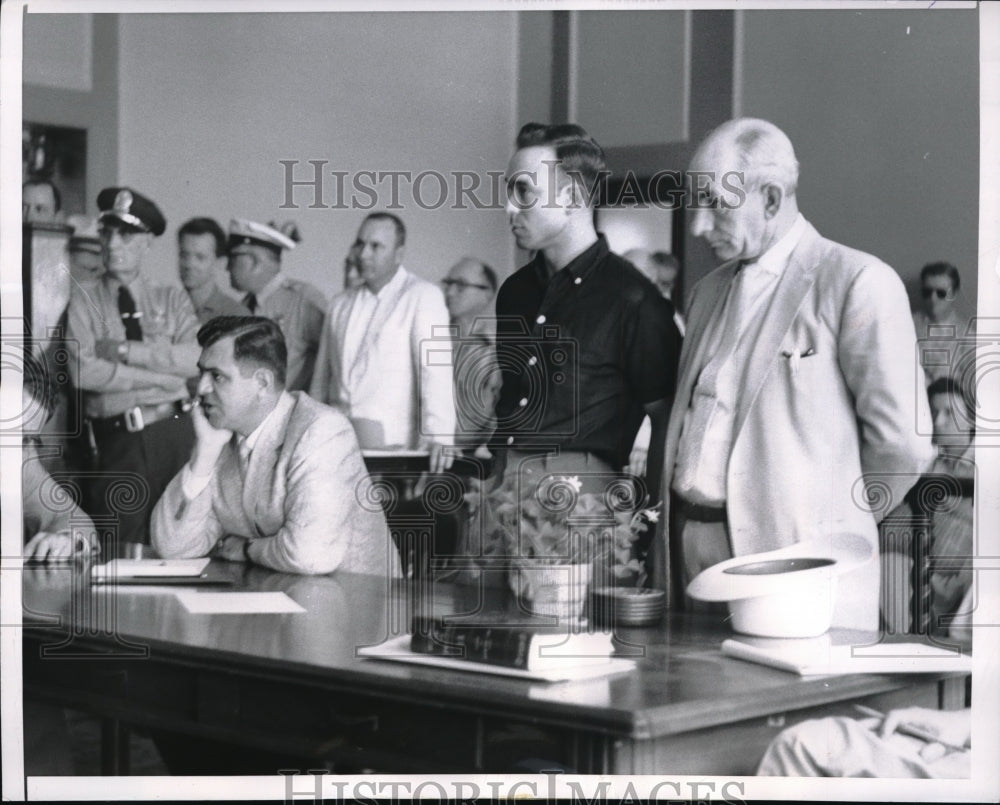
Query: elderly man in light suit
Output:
[[152, 316, 399, 577], [310, 212, 456, 472], [656, 118, 934, 630]]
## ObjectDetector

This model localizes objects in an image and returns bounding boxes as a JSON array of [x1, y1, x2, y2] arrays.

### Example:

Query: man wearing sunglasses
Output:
[[65, 186, 200, 552], [913, 261, 971, 384]]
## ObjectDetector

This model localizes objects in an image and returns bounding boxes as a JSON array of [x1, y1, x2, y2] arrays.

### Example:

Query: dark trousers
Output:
[[87, 414, 195, 547]]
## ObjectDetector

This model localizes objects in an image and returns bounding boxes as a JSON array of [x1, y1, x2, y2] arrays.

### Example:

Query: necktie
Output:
[[117, 286, 143, 341], [237, 439, 252, 479], [245, 293, 257, 313]]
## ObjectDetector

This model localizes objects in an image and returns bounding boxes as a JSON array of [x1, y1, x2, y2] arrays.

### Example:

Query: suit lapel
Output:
[[732, 223, 823, 437], [367, 267, 408, 338], [241, 392, 295, 521], [675, 267, 735, 415], [663, 265, 736, 468]]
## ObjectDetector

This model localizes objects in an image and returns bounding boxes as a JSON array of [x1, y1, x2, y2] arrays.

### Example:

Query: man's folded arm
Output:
[[66, 296, 185, 393], [120, 289, 201, 377]]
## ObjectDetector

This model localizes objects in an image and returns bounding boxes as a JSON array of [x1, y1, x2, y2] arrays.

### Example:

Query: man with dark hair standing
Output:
[[152, 315, 399, 577], [22, 178, 61, 224], [492, 122, 680, 499], [310, 212, 455, 472], [226, 218, 326, 391], [66, 186, 199, 551], [913, 261, 971, 384], [178, 217, 250, 323]]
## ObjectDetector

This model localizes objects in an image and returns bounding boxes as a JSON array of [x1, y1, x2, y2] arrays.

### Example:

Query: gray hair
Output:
[[699, 118, 800, 196]]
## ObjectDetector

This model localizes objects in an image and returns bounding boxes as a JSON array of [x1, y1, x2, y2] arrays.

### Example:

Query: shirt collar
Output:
[[531, 235, 607, 286], [104, 272, 148, 296], [743, 213, 807, 277], [240, 390, 290, 454], [257, 271, 286, 303], [361, 265, 407, 299]]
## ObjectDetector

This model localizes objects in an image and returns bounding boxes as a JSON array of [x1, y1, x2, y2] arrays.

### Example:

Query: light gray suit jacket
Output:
[[657, 220, 935, 629], [152, 391, 401, 577]]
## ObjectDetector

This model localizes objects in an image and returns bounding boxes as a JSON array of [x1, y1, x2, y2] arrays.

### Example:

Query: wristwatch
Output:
[[116, 341, 129, 363], [243, 539, 253, 563]]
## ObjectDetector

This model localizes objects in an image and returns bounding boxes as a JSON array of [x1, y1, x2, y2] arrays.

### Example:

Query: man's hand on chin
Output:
[[189, 399, 233, 473]]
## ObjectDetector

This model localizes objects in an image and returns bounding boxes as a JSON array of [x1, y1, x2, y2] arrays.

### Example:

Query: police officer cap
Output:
[[228, 218, 299, 257], [97, 187, 166, 236]]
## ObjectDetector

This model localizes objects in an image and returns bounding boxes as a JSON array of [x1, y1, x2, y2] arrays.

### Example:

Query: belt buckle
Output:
[[123, 406, 145, 433]]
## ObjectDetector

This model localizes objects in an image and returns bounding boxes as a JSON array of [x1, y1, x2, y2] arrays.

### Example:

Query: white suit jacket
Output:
[[152, 391, 401, 577], [309, 268, 455, 449], [657, 220, 935, 629]]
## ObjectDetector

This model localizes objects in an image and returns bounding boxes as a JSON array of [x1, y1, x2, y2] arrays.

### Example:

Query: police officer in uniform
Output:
[[66, 187, 199, 552], [225, 219, 326, 391]]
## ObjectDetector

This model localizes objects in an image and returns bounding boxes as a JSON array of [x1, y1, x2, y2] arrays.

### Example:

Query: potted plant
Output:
[[471, 474, 662, 623]]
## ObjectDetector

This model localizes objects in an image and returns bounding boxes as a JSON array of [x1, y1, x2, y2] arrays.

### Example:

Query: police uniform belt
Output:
[[90, 399, 192, 436]]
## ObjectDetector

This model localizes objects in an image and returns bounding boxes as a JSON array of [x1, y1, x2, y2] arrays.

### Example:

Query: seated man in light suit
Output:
[[151, 316, 400, 577], [656, 118, 935, 630]]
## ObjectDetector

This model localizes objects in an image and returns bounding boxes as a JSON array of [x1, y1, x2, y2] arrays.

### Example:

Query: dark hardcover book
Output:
[[410, 615, 613, 671]]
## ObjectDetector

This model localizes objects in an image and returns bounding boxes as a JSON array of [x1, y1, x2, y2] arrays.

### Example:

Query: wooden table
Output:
[[21, 561, 966, 775]]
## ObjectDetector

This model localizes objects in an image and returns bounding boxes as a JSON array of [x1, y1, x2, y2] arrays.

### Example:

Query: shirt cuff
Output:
[[180, 462, 214, 500]]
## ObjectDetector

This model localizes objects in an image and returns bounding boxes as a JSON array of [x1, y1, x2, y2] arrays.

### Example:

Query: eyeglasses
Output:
[[442, 279, 491, 292], [921, 287, 953, 300]]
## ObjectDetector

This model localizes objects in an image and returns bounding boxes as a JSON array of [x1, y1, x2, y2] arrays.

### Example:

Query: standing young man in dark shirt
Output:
[[492, 122, 680, 502]]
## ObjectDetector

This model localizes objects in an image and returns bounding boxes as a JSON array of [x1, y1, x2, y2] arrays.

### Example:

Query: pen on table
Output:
[[853, 704, 968, 752]]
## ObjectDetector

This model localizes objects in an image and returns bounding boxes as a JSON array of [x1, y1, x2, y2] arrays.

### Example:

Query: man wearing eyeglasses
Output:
[[310, 212, 456, 472], [442, 257, 501, 454], [65, 186, 200, 551], [913, 261, 971, 384]]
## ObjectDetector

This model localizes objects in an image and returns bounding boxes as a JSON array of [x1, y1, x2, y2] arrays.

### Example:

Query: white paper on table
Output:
[[175, 591, 305, 614], [721, 637, 972, 675], [91, 558, 210, 579]]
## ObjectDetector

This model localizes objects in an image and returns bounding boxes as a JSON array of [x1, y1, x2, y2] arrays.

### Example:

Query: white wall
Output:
[[118, 11, 518, 299]]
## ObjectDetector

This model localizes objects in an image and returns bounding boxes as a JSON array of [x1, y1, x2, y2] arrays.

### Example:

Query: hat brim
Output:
[[98, 210, 151, 233], [686, 533, 874, 603]]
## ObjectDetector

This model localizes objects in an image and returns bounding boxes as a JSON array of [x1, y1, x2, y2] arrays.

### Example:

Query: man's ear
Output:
[[253, 366, 277, 393], [394, 244, 406, 267], [762, 183, 784, 218], [557, 174, 583, 212]]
